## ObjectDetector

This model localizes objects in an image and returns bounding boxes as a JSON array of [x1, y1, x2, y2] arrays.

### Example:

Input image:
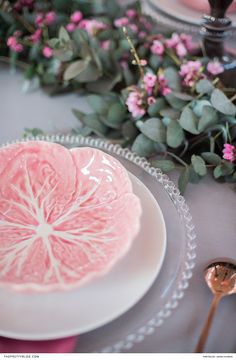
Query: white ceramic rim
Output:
[[1, 135, 197, 353]]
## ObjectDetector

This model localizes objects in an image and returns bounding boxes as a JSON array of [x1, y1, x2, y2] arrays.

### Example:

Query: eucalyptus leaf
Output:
[[82, 113, 108, 136], [211, 89, 236, 116], [172, 92, 194, 101], [122, 121, 139, 140], [59, 26, 70, 43], [178, 166, 190, 194], [160, 107, 180, 120], [137, 118, 166, 142], [179, 107, 199, 135], [196, 79, 214, 94], [189, 166, 202, 184], [192, 100, 212, 117], [151, 159, 175, 172], [201, 152, 221, 165], [167, 120, 185, 148], [191, 155, 207, 176], [198, 105, 218, 132], [86, 95, 108, 115], [131, 134, 156, 157], [63, 60, 88, 81], [214, 162, 234, 178], [106, 102, 126, 128], [76, 61, 102, 82], [165, 92, 187, 110], [163, 67, 181, 91], [148, 98, 166, 117]]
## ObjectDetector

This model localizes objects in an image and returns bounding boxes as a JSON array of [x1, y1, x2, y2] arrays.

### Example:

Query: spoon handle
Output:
[[195, 294, 222, 353]]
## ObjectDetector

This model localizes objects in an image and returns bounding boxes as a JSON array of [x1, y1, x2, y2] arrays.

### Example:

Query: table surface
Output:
[[0, 66, 235, 353]]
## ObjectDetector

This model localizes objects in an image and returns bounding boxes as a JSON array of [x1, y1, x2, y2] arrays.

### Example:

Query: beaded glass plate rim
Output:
[[1, 135, 197, 353]]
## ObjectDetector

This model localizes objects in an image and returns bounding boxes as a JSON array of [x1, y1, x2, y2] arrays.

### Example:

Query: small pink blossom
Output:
[[70, 10, 83, 23], [158, 73, 172, 96], [180, 33, 196, 52], [179, 60, 204, 87], [140, 59, 147, 66], [66, 23, 76, 32], [128, 23, 138, 33], [45, 11, 56, 25], [29, 28, 42, 43], [151, 40, 164, 56], [126, 9, 137, 18], [165, 33, 180, 48], [126, 90, 146, 118], [78, 19, 107, 35], [207, 61, 224, 75], [101, 40, 110, 50], [147, 96, 156, 105], [179, 60, 202, 77], [139, 31, 147, 39], [162, 87, 172, 96], [35, 13, 44, 26], [42, 46, 53, 58], [144, 73, 157, 89], [223, 143, 236, 162], [7, 36, 23, 53], [114, 17, 129, 27], [176, 42, 187, 57]]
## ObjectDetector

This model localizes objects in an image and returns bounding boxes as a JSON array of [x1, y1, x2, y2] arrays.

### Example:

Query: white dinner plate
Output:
[[0, 172, 166, 340], [145, 0, 236, 28]]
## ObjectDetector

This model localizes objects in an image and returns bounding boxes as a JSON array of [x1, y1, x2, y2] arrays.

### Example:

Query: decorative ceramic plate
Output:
[[0, 141, 141, 292], [0, 135, 196, 352], [142, 0, 236, 35]]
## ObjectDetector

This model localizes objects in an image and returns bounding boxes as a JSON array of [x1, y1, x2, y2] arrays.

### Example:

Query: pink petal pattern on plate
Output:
[[0, 141, 142, 292]]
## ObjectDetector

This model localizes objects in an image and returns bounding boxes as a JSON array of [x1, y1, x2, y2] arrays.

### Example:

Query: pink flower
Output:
[[176, 42, 187, 57], [29, 28, 42, 43], [151, 40, 164, 56], [101, 40, 110, 50], [35, 12, 44, 26], [44, 11, 56, 25], [158, 73, 172, 96], [140, 59, 147, 66], [144, 73, 157, 88], [70, 10, 83, 23], [223, 143, 236, 162], [66, 23, 76, 32], [126, 91, 146, 118], [128, 23, 138, 33], [139, 31, 147, 39], [179, 60, 203, 87], [207, 61, 224, 75], [7, 36, 17, 48], [162, 87, 172, 96], [147, 96, 156, 105], [165, 33, 180, 48], [114, 17, 129, 27], [126, 9, 137, 18], [42, 46, 53, 58], [179, 60, 202, 77], [78, 19, 107, 35], [180, 33, 195, 52], [7, 36, 24, 53]]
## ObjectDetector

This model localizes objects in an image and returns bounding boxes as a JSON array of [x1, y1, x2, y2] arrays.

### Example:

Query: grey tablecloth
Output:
[[0, 66, 235, 353]]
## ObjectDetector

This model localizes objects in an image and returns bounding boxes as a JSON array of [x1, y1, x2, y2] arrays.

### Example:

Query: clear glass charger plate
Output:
[[2, 135, 197, 353]]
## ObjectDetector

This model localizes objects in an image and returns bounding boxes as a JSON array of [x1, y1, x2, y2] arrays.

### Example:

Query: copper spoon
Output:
[[195, 260, 236, 353]]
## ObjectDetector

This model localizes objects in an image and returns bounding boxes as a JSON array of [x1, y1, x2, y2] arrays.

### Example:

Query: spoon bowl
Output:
[[195, 259, 236, 353], [204, 261, 236, 296]]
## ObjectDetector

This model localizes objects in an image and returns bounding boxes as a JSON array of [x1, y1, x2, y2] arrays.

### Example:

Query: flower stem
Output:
[[12, 11, 35, 33], [122, 26, 144, 81], [167, 151, 188, 167]]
